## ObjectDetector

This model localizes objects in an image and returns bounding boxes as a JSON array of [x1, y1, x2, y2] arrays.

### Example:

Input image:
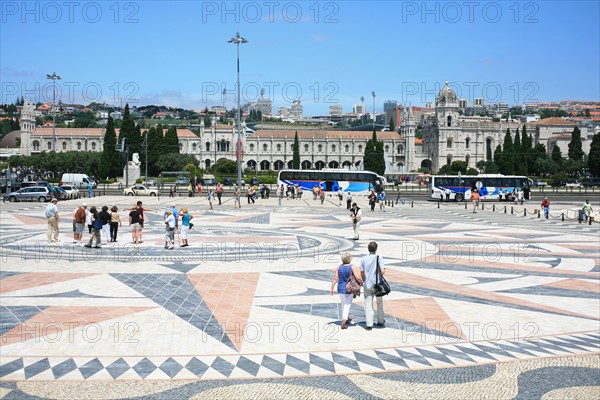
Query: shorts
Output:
[[72, 221, 77, 233], [75, 223, 85, 235], [181, 225, 189, 239], [165, 228, 175, 241], [131, 223, 141, 231]]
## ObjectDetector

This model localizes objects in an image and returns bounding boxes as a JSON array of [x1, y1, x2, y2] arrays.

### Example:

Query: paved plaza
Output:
[[0, 193, 599, 399]]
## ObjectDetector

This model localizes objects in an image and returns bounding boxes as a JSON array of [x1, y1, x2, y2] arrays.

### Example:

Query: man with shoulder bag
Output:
[[361, 241, 386, 331]]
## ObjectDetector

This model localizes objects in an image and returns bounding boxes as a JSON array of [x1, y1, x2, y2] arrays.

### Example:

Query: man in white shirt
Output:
[[45, 198, 60, 243], [350, 202, 362, 240], [360, 241, 385, 330]]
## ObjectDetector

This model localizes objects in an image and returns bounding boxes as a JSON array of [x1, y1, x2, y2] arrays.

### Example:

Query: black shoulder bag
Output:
[[373, 255, 391, 297]]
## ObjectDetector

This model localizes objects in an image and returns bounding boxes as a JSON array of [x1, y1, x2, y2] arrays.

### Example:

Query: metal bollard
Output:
[[492, 204, 495, 212], [561, 213, 564, 222], [504, 206, 507, 213], [411, 200, 414, 208], [538, 209, 540, 218], [438, 201, 440, 209], [524, 209, 527, 217], [464, 201, 467, 210], [511, 207, 513, 215]]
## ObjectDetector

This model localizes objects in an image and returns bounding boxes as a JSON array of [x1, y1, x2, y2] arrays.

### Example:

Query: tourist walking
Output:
[[109, 206, 121, 242], [207, 189, 214, 210], [45, 198, 60, 243], [216, 183, 224, 205], [346, 191, 353, 210], [350, 202, 362, 240], [368, 191, 377, 212], [164, 209, 175, 250], [179, 208, 193, 247], [361, 241, 385, 330], [470, 189, 480, 213], [84, 206, 101, 248], [378, 190, 386, 212], [330, 252, 363, 329], [128, 205, 142, 244], [98, 205, 111, 245], [233, 185, 241, 208], [582, 199, 594, 224], [541, 197, 551, 219], [73, 203, 87, 244]]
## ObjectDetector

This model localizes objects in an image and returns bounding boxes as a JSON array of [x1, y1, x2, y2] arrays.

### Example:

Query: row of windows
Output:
[[204, 142, 405, 153], [32, 141, 98, 151]]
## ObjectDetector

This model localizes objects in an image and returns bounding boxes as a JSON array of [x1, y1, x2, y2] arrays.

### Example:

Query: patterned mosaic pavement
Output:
[[0, 194, 599, 399]]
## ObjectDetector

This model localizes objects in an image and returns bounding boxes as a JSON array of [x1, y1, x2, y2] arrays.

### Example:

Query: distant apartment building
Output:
[[290, 100, 303, 119], [329, 104, 343, 116], [520, 114, 541, 123], [383, 100, 397, 112], [473, 98, 485, 108], [352, 104, 365, 114], [248, 97, 272, 116]]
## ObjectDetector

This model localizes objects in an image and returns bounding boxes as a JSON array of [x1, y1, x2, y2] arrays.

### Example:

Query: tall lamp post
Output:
[[47, 72, 61, 152], [371, 91, 376, 132], [228, 32, 248, 186]]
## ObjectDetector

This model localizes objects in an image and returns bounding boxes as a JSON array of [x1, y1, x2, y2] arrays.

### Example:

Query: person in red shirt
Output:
[[470, 190, 480, 213], [541, 197, 551, 219]]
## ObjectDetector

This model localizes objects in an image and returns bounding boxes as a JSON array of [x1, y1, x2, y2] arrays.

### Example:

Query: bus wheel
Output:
[[455, 193, 464, 202]]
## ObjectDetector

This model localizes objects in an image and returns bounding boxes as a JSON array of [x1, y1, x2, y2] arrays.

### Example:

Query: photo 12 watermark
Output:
[[1, 1, 141, 24], [200, 1, 340, 24], [202, 81, 340, 105], [400, 1, 540, 24], [1, 81, 140, 105]]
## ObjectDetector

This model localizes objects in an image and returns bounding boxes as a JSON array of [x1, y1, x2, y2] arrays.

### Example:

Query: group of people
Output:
[[330, 241, 385, 330], [540, 197, 594, 223]]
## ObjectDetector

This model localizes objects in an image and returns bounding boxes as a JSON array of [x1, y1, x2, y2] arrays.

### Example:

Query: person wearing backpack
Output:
[[84, 206, 102, 248]]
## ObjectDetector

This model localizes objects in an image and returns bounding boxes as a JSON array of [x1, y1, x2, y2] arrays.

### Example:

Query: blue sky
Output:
[[1, 1, 599, 115]]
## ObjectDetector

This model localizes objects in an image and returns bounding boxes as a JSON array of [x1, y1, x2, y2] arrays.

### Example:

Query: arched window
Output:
[[91, 142, 96, 150], [397, 145, 404, 153], [358, 145, 363, 152], [486, 138, 493, 160], [465, 137, 471, 149], [304, 144, 309, 152], [263, 143, 268, 151], [345, 144, 350, 152], [318, 144, 323, 152], [179, 143, 182, 152], [249, 143, 255, 152], [384, 145, 389, 152], [276, 144, 281, 151], [192, 143, 197, 152], [447, 115, 452, 127], [33, 141, 40, 151], [47, 142, 52, 150], [62, 142, 67, 150], [206, 142, 211, 151], [77, 142, 82, 150], [447, 138, 453, 149], [332, 144, 336, 152]]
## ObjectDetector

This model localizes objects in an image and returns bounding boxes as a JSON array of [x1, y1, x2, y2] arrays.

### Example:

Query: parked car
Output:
[[582, 178, 600, 187], [60, 185, 80, 199], [250, 177, 260, 186], [123, 185, 158, 196], [223, 178, 233, 186], [533, 180, 547, 187], [144, 179, 158, 186], [175, 178, 189, 185], [4, 186, 52, 202], [51, 186, 69, 200], [565, 180, 582, 188], [552, 180, 566, 187], [203, 178, 217, 186]]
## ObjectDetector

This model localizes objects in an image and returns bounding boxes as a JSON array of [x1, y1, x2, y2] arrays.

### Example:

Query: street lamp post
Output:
[[47, 72, 61, 152], [228, 32, 248, 186], [371, 91, 376, 132]]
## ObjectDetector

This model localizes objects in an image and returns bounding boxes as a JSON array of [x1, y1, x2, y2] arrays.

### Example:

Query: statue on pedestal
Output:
[[124, 152, 142, 184]]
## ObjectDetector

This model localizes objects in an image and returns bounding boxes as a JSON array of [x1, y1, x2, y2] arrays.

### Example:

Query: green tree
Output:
[[212, 158, 238, 174], [568, 126, 584, 161], [118, 104, 139, 156], [532, 157, 558, 176], [146, 126, 164, 176], [493, 144, 502, 165], [73, 111, 98, 128], [551, 145, 563, 167], [486, 141, 492, 160], [99, 117, 120, 179], [521, 125, 531, 175], [163, 126, 180, 154], [513, 128, 523, 174], [499, 129, 514, 174], [388, 117, 395, 132], [363, 130, 385, 175], [292, 131, 300, 169], [155, 153, 198, 173], [588, 133, 600, 176]]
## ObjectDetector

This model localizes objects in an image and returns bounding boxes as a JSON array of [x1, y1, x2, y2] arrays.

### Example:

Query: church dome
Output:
[[436, 81, 458, 104], [0, 130, 21, 148]]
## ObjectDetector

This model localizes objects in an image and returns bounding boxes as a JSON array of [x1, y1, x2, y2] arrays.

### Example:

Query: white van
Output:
[[60, 173, 96, 189]]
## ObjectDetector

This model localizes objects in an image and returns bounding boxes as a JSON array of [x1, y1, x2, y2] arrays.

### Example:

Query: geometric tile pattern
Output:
[[1, 331, 598, 380]]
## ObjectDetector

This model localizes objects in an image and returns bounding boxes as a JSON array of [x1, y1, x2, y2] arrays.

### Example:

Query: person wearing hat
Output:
[[73, 203, 87, 244], [44, 198, 60, 243]]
